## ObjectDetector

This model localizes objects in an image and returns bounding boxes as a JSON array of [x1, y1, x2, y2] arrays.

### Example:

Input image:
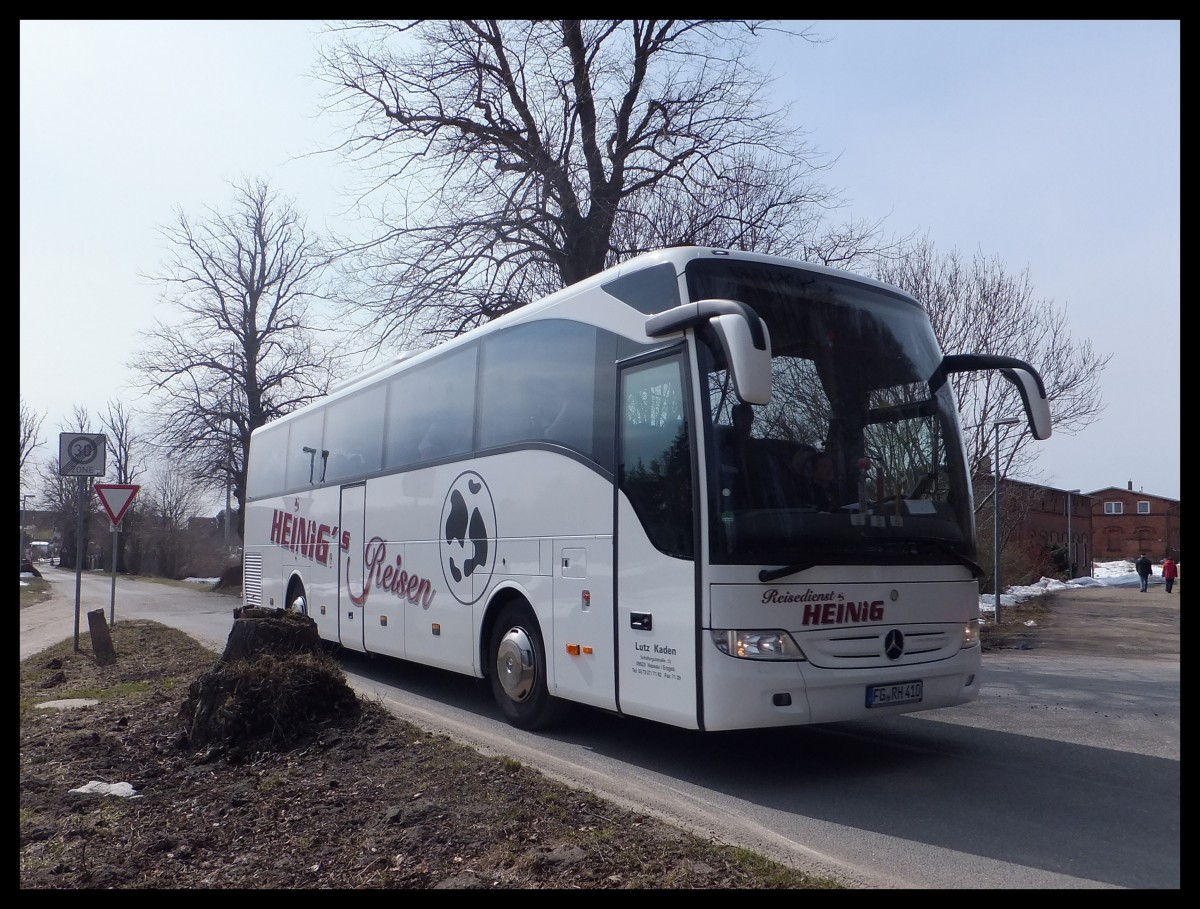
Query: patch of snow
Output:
[[69, 780, 142, 798]]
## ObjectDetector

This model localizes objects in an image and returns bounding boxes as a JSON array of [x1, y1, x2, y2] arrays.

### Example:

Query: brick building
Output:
[[1086, 481, 1180, 564], [995, 478, 1180, 576]]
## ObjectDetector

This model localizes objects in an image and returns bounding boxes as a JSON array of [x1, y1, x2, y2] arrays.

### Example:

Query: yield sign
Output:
[[95, 484, 141, 527]]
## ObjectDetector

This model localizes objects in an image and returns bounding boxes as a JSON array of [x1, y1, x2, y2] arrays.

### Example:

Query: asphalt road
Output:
[[21, 566, 1180, 889]]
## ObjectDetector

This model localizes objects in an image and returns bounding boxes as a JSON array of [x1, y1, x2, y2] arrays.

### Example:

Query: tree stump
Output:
[[220, 608, 321, 663], [178, 607, 357, 757], [86, 609, 117, 666]]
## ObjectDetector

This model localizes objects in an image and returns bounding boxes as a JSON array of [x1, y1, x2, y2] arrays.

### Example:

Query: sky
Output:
[[19, 20, 1180, 502]]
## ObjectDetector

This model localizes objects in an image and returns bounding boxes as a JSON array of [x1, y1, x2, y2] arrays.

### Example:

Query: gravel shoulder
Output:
[[980, 582, 1180, 661]]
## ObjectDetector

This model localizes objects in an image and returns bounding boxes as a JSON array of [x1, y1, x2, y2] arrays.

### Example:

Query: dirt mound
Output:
[[211, 563, 242, 591], [176, 608, 359, 761]]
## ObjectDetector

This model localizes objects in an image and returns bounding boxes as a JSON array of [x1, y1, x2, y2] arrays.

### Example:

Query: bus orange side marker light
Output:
[[582, 645, 593, 654], [380, 615, 388, 626], [566, 643, 581, 655], [432, 623, 441, 636]]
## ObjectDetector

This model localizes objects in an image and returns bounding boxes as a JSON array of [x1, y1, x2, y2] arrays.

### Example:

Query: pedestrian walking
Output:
[[1162, 557, 1177, 594], [1135, 553, 1153, 592]]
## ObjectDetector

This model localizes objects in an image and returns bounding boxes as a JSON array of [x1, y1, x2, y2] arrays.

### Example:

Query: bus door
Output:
[[338, 482, 367, 653], [615, 352, 702, 729]]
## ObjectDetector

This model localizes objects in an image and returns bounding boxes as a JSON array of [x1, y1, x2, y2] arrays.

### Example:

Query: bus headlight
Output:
[[711, 629, 806, 661], [962, 618, 980, 648]]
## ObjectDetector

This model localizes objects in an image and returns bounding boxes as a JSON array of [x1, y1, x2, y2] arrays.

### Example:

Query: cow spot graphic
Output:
[[440, 471, 497, 605], [445, 490, 488, 581]]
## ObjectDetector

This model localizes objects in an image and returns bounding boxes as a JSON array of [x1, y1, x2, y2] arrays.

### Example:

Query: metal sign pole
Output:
[[73, 476, 86, 652], [109, 522, 119, 625], [58, 432, 107, 653], [93, 483, 139, 628]]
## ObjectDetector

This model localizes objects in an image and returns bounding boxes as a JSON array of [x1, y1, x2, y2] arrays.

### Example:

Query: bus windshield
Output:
[[687, 257, 975, 568]]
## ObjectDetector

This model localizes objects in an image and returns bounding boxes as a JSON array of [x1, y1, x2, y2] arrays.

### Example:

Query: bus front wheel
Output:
[[489, 601, 566, 731]]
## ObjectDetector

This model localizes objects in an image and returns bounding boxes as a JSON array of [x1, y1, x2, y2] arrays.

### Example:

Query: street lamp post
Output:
[[1065, 488, 1081, 580], [225, 351, 235, 551], [993, 418, 1020, 624]]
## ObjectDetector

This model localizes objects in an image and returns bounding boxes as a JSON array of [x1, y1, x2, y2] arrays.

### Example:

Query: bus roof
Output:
[[251, 246, 918, 436]]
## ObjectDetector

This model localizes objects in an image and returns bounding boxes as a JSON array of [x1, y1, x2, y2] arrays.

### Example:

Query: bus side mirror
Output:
[[930, 353, 1053, 441], [645, 298, 772, 406], [999, 366, 1052, 441], [710, 313, 772, 405]]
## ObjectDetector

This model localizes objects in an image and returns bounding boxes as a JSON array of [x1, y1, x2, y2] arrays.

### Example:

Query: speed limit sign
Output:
[[58, 432, 107, 477]]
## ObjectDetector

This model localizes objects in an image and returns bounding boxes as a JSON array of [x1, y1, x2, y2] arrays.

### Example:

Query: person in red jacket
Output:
[[1162, 557, 1177, 594]]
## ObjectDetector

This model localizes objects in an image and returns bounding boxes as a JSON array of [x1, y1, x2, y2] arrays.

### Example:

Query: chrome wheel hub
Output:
[[496, 627, 535, 702]]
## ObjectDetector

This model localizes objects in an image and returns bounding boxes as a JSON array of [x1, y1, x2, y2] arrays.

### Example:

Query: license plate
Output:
[[866, 680, 923, 707]]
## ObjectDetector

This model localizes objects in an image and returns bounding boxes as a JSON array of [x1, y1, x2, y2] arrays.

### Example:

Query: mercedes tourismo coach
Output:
[[242, 246, 1052, 732]]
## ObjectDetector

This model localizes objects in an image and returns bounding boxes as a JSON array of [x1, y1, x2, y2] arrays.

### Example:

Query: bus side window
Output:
[[479, 319, 597, 457], [418, 422, 443, 461], [384, 344, 477, 469], [324, 383, 384, 483], [543, 386, 591, 452]]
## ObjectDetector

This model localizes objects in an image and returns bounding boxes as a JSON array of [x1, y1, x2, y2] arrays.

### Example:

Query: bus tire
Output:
[[283, 581, 339, 654], [488, 601, 567, 731], [285, 582, 308, 616]]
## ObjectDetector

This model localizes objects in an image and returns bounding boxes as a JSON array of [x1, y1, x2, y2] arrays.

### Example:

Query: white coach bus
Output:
[[242, 245, 1051, 732]]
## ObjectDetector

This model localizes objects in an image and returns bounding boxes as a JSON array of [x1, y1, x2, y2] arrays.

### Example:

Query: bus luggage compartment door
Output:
[[551, 541, 616, 712]]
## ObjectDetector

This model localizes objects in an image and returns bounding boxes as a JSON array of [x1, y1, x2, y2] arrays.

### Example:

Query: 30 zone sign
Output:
[[58, 433, 107, 477]]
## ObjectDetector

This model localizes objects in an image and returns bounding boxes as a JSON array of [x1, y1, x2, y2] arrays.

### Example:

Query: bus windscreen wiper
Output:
[[932, 542, 983, 579], [759, 561, 817, 582]]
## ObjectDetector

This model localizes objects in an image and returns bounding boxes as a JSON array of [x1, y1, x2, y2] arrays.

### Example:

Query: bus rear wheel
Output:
[[285, 583, 308, 616], [489, 601, 567, 731]]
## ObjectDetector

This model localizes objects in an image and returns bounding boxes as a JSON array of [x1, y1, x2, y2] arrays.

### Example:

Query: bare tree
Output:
[[143, 464, 205, 580], [319, 19, 893, 349], [872, 236, 1111, 492], [133, 178, 342, 539], [34, 464, 74, 564], [101, 399, 146, 487], [20, 398, 45, 489], [971, 476, 1053, 593]]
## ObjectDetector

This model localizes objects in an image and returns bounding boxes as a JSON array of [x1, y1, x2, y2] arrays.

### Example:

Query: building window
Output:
[[1104, 501, 1123, 515], [1137, 501, 1150, 514]]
